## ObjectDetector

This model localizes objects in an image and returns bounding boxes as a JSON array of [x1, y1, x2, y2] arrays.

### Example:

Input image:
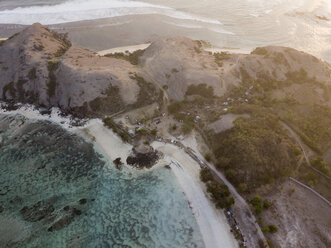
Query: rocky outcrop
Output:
[[20, 200, 55, 222], [126, 145, 160, 169], [47, 206, 82, 232]]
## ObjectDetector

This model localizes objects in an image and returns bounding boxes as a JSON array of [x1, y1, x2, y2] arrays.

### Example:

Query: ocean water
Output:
[[0, 0, 330, 62], [0, 114, 205, 248]]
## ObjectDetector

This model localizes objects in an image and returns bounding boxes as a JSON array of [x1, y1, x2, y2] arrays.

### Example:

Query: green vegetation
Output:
[[47, 61, 59, 97], [200, 168, 235, 209], [214, 52, 230, 66], [251, 47, 269, 56], [282, 105, 331, 153], [54, 46, 68, 57], [181, 121, 194, 135], [200, 167, 213, 182], [186, 83, 214, 98], [262, 224, 278, 233], [103, 117, 131, 143], [168, 102, 183, 114], [250, 195, 271, 214], [89, 86, 124, 115], [211, 113, 298, 189], [105, 49, 145, 65], [130, 74, 159, 108], [310, 157, 330, 175], [204, 152, 212, 162]]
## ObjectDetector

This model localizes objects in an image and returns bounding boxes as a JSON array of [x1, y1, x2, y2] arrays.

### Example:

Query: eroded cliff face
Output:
[[1, 23, 330, 116]]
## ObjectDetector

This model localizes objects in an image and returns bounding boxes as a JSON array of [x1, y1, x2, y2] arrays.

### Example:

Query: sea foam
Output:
[[0, 0, 222, 25]]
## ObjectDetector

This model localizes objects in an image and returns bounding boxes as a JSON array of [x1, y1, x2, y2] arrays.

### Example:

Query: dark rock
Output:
[[48, 207, 82, 232], [10, 196, 23, 204], [20, 200, 55, 222], [113, 157, 123, 170], [126, 150, 159, 169], [79, 199, 87, 205], [164, 164, 171, 169], [39, 107, 51, 115], [0, 186, 9, 196], [73, 208, 82, 216], [0, 205, 3, 213], [48, 213, 75, 232]]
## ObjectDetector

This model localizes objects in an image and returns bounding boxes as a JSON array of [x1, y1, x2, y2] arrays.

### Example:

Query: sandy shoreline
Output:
[[76, 119, 133, 166], [0, 105, 237, 247], [152, 141, 238, 248]]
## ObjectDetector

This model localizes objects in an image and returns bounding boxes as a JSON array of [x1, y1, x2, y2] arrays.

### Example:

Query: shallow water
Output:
[[0, 114, 205, 248]]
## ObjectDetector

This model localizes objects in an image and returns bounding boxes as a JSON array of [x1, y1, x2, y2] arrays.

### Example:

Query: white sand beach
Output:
[[204, 46, 251, 54], [152, 141, 239, 248], [76, 119, 133, 166]]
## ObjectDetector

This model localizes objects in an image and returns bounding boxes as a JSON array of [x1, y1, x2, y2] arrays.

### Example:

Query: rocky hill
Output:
[[1, 23, 330, 116], [0, 23, 157, 117]]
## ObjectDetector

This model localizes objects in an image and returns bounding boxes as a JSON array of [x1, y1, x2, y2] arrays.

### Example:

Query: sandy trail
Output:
[[152, 141, 238, 248]]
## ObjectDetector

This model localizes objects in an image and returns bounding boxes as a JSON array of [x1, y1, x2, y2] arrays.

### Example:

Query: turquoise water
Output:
[[0, 114, 205, 248]]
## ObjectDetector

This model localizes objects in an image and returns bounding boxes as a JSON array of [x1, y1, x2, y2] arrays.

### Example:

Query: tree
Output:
[[251, 195, 264, 214]]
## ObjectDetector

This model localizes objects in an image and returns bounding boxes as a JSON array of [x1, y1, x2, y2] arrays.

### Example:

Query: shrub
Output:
[[263, 201, 271, 209], [168, 102, 183, 114], [251, 195, 263, 214], [150, 128, 157, 136], [205, 153, 212, 162], [200, 167, 213, 182], [214, 52, 230, 66], [268, 224, 278, 233], [252, 47, 269, 56], [311, 157, 330, 175], [105, 49, 145, 65], [238, 183, 248, 193], [206, 181, 234, 209], [103, 117, 131, 143], [181, 121, 194, 135], [186, 83, 214, 98]]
